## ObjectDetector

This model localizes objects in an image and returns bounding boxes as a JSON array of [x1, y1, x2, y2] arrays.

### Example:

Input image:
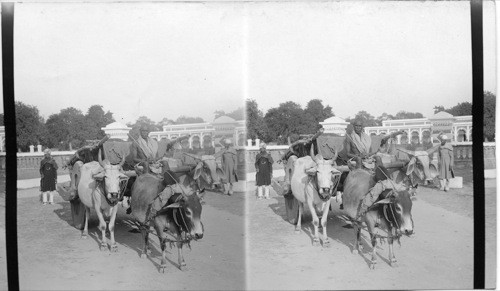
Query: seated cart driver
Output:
[[130, 123, 160, 174], [344, 120, 376, 169]]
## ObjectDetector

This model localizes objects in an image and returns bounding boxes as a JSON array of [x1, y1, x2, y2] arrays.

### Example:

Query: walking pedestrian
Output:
[[436, 134, 454, 191], [255, 143, 273, 199], [219, 139, 238, 195], [40, 149, 58, 205]]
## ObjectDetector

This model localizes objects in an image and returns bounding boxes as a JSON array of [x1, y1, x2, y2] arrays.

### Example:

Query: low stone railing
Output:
[[6, 147, 248, 181], [244, 141, 495, 179]]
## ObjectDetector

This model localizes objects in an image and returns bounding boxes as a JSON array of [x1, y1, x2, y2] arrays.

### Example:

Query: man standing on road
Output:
[[435, 134, 454, 191], [255, 143, 273, 199], [218, 139, 238, 195], [40, 149, 58, 205]]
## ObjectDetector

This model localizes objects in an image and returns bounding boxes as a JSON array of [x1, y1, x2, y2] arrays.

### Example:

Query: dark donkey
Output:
[[130, 171, 204, 272]]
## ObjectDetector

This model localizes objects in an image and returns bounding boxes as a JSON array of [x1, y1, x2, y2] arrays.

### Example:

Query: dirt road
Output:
[[0, 177, 495, 290], [247, 180, 496, 290], [15, 185, 245, 290]]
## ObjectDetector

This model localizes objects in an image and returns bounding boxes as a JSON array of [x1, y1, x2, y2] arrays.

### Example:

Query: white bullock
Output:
[[286, 145, 342, 247], [77, 151, 128, 251]]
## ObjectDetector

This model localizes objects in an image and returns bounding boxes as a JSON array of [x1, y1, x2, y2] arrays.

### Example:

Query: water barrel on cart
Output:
[[70, 197, 86, 230]]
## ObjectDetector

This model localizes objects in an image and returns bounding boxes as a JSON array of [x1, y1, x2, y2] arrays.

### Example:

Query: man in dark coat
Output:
[[255, 143, 273, 199], [40, 149, 58, 205]]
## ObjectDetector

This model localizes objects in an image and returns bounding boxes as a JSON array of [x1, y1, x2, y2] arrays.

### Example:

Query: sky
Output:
[[3, 1, 498, 123], [246, 1, 496, 120], [12, 2, 245, 124]]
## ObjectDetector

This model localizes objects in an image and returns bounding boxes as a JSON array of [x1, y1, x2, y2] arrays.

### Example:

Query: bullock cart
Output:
[[273, 130, 437, 225], [64, 135, 191, 229]]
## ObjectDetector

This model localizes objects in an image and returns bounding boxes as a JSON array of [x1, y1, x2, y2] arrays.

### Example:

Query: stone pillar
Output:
[[255, 139, 260, 148], [188, 136, 193, 149], [397, 135, 401, 145], [37, 145, 42, 152], [247, 139, 252, 147], [454, 128, 458, 143], [419, 130, 423, 144], [29, 145, 35, 153]]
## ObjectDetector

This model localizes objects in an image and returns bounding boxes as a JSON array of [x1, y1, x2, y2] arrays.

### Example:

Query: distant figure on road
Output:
[[255, 143, 273, 199], [219, 139, 238, 195], [40, 149, 58, 205], [436, 134, 454, 191]]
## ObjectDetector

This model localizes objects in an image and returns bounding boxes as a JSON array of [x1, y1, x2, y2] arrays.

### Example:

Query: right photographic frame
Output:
[[244, 1, 496, 289]]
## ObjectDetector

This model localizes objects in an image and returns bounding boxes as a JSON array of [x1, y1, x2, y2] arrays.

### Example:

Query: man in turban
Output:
[[40, 149, 58, 205]]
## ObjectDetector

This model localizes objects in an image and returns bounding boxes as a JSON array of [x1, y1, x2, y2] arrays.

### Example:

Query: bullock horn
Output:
[[183, 152, 202, 161], [98, 148, 105, 167]]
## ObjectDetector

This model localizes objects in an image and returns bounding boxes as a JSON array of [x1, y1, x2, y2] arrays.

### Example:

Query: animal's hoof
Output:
[[111, 244, 118, 252], [140, 253, 147, 259], [358, 244, 364, 251], [352, 249, 359, 255], [100, 244, 108, 251], [159, 266, 166, 273], [294, 229, 301, 234], [312, 239, 320, 247], [81, 234, 88, 239], [390, 258, 398, 267], [370, 261, 377, 269], [322, 240, 331, 248], [179, 263, 187, 271]]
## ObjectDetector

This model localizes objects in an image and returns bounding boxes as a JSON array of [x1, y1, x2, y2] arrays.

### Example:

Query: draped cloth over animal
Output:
[[136, 136, 159, 160], [255, 152, 273, 186], [438, 143, 454, 179], [220, 148, 238, 183], [40, 157, 58, 191]]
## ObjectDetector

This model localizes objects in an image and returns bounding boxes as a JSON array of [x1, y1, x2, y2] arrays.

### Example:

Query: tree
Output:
[[0, 113, 4, 126], [433, 102, 472, 116], [157, 117, 175, 128], [57, 107, 87, 150], [214, 107, 244, 120], [246, 99, 267, 141], [376, 112, 395, 125], [264, 101, 310, 144], [433, 105, 445, 114], [484, 91, 495, 141], [84, 105, 115, 140], [304, 99, 334, 131], [393, 111, 424, 120], [446, 102, 472, 116], [45, 114, 68, 149], [127, 116, 161, 140], [15, 101, 45, 151], [175, 116, 204, 124], [345, 110, 378, 127]]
